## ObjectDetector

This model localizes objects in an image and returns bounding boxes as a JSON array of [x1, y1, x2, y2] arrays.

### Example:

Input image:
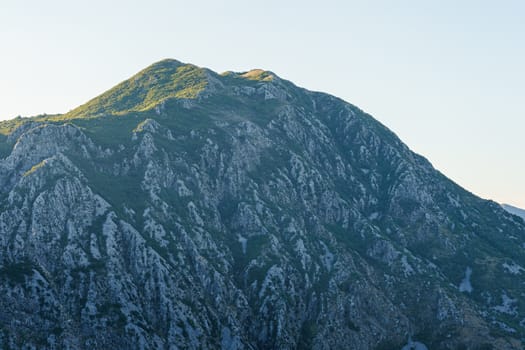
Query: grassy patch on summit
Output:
[[65, 63, 208, 119]]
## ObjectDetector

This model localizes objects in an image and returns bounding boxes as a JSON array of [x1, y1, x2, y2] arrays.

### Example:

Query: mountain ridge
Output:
[[0, 59, 295, 136], [502, 203, 525, 221], [0, 59, 524, 349]]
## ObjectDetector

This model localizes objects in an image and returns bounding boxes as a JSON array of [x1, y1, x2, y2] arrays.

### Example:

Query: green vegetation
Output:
[[0, 60, 210, 136], [0, 114, 58, 135], [72, 155, 145, 218], [220, 69, 274, 84], [74, 113, 148, 147], [1, 58, 525, 348], [240, 69, 275, 82], [23, 159, 47, 177], [0, 59, 292, 141], [65, 61, 208, 119], [0, 261, 34, 284], [0, 116, 27, 135], [297, 320, 317, 349]]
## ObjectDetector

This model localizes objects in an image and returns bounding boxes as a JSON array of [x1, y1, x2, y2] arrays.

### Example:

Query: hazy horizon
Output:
[[1, 0, 524, 208]]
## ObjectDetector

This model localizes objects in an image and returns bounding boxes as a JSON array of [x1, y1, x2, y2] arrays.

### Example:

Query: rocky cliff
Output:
[[0, 59, 524, 349]]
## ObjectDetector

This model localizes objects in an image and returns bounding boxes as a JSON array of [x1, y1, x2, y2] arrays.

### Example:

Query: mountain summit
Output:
[[66, 59, 210, 118], [0, 59, 524, 349]]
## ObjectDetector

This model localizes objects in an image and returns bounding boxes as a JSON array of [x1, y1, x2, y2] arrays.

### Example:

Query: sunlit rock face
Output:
[[1, 59, 525, 349]]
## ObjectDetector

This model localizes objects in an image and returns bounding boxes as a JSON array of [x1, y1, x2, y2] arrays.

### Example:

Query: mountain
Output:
[[502, 204, 525, 221], [1, 59, 525, 349]]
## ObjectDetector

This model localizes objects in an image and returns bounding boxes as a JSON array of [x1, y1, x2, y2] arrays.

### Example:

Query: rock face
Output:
[[0, 59, 525, 349]]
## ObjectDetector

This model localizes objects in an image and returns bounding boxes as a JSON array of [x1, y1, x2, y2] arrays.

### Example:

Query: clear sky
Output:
[[1, 0, 524, 208]]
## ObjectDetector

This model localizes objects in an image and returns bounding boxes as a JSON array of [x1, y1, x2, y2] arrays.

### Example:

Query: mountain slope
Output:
[[503, 204, 525, 221], [0, 59, 524, 349]]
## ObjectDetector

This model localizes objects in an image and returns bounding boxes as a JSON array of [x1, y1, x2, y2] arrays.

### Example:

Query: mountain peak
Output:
[[63, 60, 287, 120], [65, 59, 210, 119], [0, 59, 295, 135], [1, 58, 525, 349], [146, 58, 184, 69]]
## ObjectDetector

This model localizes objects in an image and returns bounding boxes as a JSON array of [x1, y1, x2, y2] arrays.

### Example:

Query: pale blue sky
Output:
[[1, 0, 524, 207]]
